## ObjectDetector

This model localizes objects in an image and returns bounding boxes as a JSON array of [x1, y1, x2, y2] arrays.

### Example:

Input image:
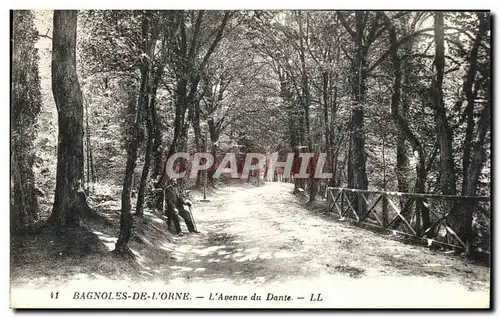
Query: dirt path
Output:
[[11, 181, 490, 308], [163, 181, 490, 307]]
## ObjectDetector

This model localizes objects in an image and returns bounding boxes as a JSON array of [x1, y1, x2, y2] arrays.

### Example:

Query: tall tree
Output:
[[115, 11, 158, 251], [431, 12, 456, 196], [458, 12, 489, 196], [385, 12, 431, 230], [301, 13, 320, 201], [11, 10, 42, 233], [48, 10, 90, 230], [339, 11, 386, 216], [135, 12, 165, 216], [452, 12, 491, 251]]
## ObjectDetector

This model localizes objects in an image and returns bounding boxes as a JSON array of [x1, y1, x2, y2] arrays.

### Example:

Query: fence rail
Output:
[[326, 187, 491, 254]]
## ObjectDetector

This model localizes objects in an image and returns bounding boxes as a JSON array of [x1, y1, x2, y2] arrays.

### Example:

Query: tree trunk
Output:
[[389, 28, 410, 195], [386, 17, 411, 221], [460, 13, 488, 196], [11, 148, 38, 233], [431, 12, 463, 243], [151, 97, 164, 212], [322, 71, 336, 188], [347, 129, 354, 189], [189, 75, 202, 151], [329, 81, 339, 187], [297, 12, 315, 202], [84, 97, 92, 193], [48, 10, 89, 231], [463, 99, 490, 251], [163, 77, 189, 177], [116, 85, 142, 251], [397, 15, 415, 198], [115, 12, 152, 251], [322, 72, 330, 150], [135, 90, 154, 216], [432, 13, 457, 196], [348, 12, 369, 217], [415, 153, 430, 232], [90, 143, 96, 183], [207, 118, 221, 185], [279, 72, 303, 193], [136, 52, 163, 216], [190, 94, 204, 185], [152, 100, 164, 179], [11, 10, 41, 233]]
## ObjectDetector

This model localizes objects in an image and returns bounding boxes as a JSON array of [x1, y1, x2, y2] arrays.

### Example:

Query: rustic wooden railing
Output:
[[326, 187, 491, 254]]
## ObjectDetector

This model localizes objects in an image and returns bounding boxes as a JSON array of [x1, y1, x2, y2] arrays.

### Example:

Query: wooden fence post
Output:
[[382, 193, 388, 228], [340, 189, 344, 217]]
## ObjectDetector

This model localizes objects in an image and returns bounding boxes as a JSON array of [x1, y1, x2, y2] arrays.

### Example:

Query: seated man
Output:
[[164, 178, 199, 235]]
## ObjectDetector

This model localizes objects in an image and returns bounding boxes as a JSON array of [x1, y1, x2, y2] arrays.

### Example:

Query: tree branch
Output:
[[338, 12, 356, 38], [200, 12, 232, 70]]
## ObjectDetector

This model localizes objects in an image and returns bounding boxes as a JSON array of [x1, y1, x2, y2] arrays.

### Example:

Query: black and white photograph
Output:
[[9, 7, 491, 309]]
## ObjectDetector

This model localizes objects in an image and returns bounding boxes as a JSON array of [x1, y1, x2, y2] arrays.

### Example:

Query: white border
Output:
[[3, 0, 496, 10], [2, 1, 497, 317]]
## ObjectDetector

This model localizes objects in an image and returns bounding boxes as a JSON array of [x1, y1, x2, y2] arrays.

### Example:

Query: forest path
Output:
[[10, 181, 490, 308], [163, 181, 490, 307]]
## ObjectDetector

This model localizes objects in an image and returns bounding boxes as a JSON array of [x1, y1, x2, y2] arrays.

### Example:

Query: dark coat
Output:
[[164, 185, 189, 212]]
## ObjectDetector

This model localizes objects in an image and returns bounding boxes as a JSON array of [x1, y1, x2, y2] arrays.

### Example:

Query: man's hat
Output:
[[168, 177, 178, 184]]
